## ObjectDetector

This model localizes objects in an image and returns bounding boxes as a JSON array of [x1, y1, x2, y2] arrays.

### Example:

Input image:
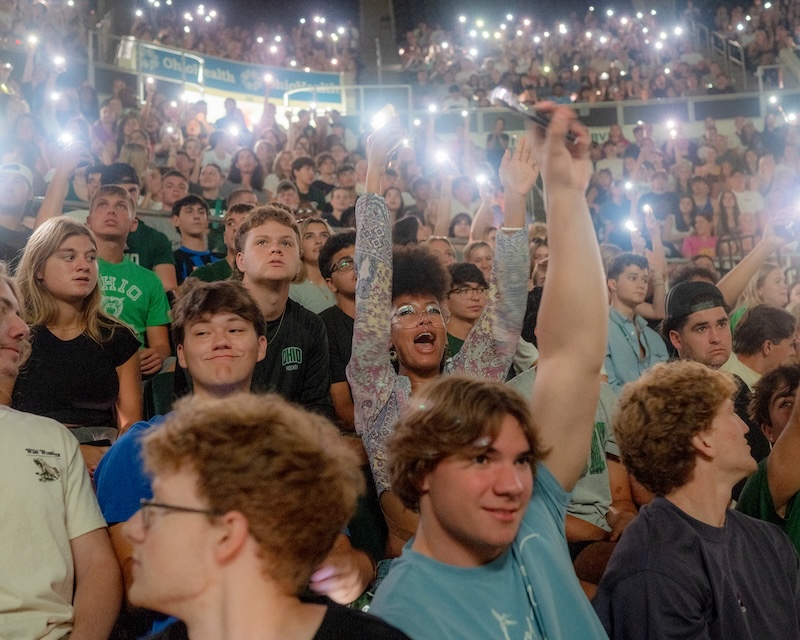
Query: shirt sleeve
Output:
[[63, 428, 107, 538], [299, 315, 335, 421], [145, 270, 172, 327], [596, 570, 714, 640], [449, 227, 528, 379], [346, 193, 400, 491]]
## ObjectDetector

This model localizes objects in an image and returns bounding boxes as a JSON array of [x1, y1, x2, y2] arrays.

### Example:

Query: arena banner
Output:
[[135, 42, 343, 104]]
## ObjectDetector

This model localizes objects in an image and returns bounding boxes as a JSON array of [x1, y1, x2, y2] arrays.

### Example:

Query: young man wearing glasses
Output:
[[122, 393, 410, 640], [445, 263, 490, 357], [318, 231, 358, 431]]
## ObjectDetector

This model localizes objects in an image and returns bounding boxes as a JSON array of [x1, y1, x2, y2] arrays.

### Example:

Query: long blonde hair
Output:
[[16, 217, 119, 344], [734, 261, 782, 313], [296, 217, 333, 283]]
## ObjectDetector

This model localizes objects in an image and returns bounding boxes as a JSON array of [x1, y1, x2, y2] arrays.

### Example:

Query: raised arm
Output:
[[469, 183, 496, 243], [716, 222, 783, 307], [433, 175, 453, 237], [767, 383, 800, 513], [527, 104, 608, 491], [35, 144, 94, 229]]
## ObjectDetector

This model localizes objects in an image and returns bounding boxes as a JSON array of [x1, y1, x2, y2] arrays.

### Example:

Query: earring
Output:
[[389, 349, 398, 363]]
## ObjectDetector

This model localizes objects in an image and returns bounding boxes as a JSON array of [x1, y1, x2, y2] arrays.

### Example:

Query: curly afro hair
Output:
[[392, 244, 449, 302]]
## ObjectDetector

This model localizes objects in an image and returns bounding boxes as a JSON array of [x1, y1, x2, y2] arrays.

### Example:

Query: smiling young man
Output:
[[366, 105, 609, 638], [94, 279, 268, 632], [593, 361, 800, 640], [234, 205, 334, 419], [0, 265, 122, 640], [85, 186, 172, 377], [605, 252, 668, 394]]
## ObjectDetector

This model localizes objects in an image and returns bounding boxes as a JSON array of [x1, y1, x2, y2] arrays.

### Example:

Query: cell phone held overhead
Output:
[[489, 87, 579, 144]]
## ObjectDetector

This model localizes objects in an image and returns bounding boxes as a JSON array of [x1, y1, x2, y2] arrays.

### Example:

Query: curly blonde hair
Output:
[[143, 392, 364, 595], [614, 360, 737, 495]]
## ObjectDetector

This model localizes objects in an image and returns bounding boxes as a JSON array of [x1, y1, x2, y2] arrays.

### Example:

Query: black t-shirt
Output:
[[299, 186, 327, 211], [319, 305, 354, 384], [593, 497, 800, 640], [146, 599, 411, 639], [0, 225, 32, 272], [12, 323, 140, 427], [251, 299, 334, 420]]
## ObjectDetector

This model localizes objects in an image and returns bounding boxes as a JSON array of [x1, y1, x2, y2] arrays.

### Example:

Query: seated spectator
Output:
[[445, 263, 489, 357], [370, 105, 607, 639], [120, 391, 408, 639], [274, 179, 300, 214], [291, 156, 326, 210], [681, 211, 718, 259], [596, 141, 624, 179], [171, 194, 221, 285], [605, 253, 668, 394], [0, 162, 33, 268], [318, 231, 357, 431], [0, 264, 122, 640], [233, 205, 334, 419], [13, 217, 142, 463], [189, 203, 254, 283], [265, 149, 294, 195], [200, 130, 234, 175], [423, 235, 457, 267], [722, 304, 797, 395], [83, 186, 172, 377], [312, 151, 337, 196], [738, 365, 800, 553], [462, 240, 494, 282], [288, 217, 336, 314], [383, 186, 405, 223], [219, 148, 269, 204], [197, 162, 226, 213], [730, 262, 789, 332], [324, 186, 355, 228], [448, 212, 472, 240], [593, 360, 800, 639]]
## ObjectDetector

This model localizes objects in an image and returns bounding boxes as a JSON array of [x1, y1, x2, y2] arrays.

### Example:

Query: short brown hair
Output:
[[389, 376, 545, 511], [90, 185, 136, 217], [233, 205, 300, 281], [172, 279, 265, 345], [614, 360, 737, 495], [142, 392, 364, 594]]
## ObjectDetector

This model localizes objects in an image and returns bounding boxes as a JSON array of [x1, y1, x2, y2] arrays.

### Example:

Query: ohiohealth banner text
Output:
[[136, 42, 342, 103]]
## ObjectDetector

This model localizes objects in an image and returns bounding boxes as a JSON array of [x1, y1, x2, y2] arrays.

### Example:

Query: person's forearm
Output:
[[433, 182, 452, 236], [70, 532, 123, 640], [502, 192, 526, 229], [35, 169, 70, 228], [539, 186, 607, 364], [716, 238, 776, 307], [469, 196, 493, 242]]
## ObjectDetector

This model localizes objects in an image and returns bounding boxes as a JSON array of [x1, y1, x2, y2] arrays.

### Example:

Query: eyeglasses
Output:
[[449, 286, 488, 297], [391, 303, 450, 328], [139, 498, 221, 531], [330, 256, 354, 274]]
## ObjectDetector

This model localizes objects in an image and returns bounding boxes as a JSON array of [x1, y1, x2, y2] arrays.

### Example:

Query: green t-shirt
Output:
[[728, 305, 748, 336], [98, 257, 171, 346], [447, 333, 465, 357], [737, 457, 800, 555], [188, 258, 232, 283], [125, 219, 175, 270]]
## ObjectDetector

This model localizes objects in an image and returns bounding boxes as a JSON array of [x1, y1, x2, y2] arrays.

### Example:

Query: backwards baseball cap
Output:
[[100, 162, 138, 186], [0, 163, 33, 189], [665, 281, 727, 320]]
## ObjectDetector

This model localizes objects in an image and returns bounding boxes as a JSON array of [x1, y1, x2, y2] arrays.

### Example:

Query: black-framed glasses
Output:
[[391, 303, 450, 328], [139, 498, 221, 530], [330, 256, 355, 274], [449, 286, 488, 297]]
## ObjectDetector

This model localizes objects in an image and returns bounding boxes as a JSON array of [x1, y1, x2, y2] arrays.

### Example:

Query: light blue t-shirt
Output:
[[371, 463, 608, 640]]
